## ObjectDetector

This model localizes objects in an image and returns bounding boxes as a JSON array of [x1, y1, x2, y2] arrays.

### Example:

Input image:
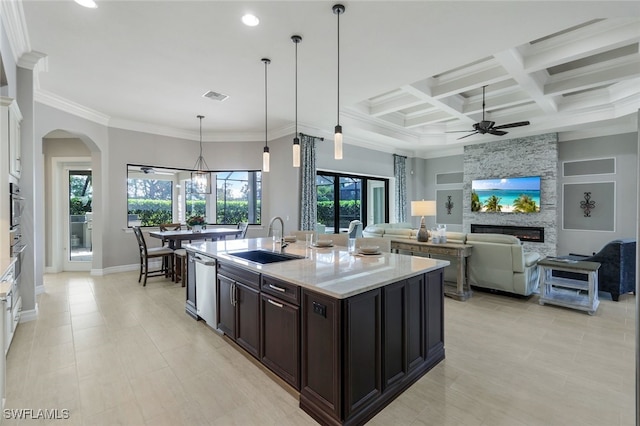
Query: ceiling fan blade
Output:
[[446, 130, 475, 133], [492, 121, 530, 130], [457, 132, 479, 140], [488, 129, 508, 136]]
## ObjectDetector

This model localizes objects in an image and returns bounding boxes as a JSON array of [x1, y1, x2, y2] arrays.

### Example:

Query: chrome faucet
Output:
[[267, 216, 284, 242]]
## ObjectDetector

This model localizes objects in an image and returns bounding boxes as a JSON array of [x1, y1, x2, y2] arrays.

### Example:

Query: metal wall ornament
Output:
[[445, 195, 454, 215], [580, 191, 596, 217]]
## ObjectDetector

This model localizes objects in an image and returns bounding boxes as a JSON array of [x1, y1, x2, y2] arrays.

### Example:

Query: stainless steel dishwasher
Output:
[[194, 253, 218, 331]]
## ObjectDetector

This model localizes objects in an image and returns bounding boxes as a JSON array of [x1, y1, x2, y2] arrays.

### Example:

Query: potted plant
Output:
[[186, 214, 206, 232]]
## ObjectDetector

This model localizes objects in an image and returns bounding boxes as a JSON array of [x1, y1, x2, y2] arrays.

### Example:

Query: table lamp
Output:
[[411, 200, 436, 242]]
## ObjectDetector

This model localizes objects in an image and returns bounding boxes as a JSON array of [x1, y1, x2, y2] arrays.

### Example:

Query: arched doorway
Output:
[[43, 130, 96, 272]]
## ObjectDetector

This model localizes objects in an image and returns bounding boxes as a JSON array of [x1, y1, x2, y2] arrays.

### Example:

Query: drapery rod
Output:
[[299, 132, 324, 141], [393, 153, 407, 159]]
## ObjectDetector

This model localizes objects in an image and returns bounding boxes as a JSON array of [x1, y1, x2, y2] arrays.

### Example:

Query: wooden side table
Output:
[[538, 257, 601, 315], [390, 239, 473, 301]]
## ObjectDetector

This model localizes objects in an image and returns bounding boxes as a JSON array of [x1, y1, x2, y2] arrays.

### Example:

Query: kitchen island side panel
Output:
[[300, 270, 445, 425]]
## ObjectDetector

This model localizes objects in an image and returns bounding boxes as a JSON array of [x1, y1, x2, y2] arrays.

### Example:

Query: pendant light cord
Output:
[[336, 9, 340, 126], [295, 40, 298, 135], [199, 116, 203, 158], [264, 59, 268, 148]]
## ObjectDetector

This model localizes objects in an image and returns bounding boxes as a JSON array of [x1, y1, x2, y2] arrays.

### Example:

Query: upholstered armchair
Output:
[[557, 239, 636, 301]]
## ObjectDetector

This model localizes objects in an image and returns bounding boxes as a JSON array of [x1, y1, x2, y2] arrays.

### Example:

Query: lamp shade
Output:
[[411, 200, 436, 217]]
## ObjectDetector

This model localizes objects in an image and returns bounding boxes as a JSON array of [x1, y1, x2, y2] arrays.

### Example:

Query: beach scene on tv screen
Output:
[[471, 176, 541, 213]]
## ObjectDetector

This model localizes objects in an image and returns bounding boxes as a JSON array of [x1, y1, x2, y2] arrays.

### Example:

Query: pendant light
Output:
[[190, 115, 211, 193], [333, 4, 345, 160], [292, 35, 302, 168], [262, 58, 271, 173]]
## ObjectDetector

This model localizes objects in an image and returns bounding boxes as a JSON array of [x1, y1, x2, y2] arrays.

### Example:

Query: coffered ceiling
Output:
[[5, 1, 640, 158]]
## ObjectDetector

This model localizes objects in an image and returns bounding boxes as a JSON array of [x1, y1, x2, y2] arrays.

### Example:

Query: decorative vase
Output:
[[192, 225, 202, 233]]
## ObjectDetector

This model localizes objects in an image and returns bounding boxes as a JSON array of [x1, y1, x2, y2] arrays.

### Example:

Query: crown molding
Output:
[[0, 0, 30, 63], [35, 89, 110, 126], [17, 50, 47, 71]]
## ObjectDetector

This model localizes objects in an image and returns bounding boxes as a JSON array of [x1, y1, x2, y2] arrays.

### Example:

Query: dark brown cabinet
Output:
[[217, 262, 261, 359], [300, 269, 445, 426], [261, 276, 300, 390]]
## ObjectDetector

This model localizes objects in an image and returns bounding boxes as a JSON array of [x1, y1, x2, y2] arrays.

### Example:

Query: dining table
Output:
[[149, 227, 242, 249]]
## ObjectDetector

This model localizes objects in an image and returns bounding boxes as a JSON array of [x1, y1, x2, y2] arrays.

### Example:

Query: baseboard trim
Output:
[[19, 304, 39, 322]]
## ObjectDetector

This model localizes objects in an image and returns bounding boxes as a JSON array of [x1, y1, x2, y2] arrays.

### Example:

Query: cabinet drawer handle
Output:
[[268, 284, 286, 293], [267, 299, 283, 308]]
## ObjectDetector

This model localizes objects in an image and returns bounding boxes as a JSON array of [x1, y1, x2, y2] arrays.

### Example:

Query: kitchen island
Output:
[[185, 238, 449, 425]]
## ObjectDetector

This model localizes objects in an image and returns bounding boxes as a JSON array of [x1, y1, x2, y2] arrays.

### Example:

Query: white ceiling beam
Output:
[[404, 81, 473, 124], [405, 111, 455, 128], [523, 20, 640, 72], [494, 48, 559, 114], [369, 93, 424, 117], [430, 66, 510, 98], [545, 60, 640, 95]]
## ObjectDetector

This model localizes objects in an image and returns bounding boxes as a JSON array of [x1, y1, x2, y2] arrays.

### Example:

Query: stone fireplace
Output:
[[462, 133, 558, 257]]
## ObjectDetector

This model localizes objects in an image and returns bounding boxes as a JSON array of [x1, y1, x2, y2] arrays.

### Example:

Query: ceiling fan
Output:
[[449, 86, 530, 140], [139, 166, 174, 176]]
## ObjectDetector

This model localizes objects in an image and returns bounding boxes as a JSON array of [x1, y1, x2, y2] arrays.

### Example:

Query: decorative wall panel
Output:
[[563, 182, 615, 231], [563, 158, 615, 177], [436, 189, 462, 225]]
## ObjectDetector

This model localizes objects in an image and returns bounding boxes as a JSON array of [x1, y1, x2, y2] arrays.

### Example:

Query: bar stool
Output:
[[174, 248, 187, 287]]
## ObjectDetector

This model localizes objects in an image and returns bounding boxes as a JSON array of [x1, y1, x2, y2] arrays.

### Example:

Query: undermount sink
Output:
[[227, 250, 305, 264]]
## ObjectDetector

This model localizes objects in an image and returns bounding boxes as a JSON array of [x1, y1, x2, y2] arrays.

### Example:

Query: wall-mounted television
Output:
[[471, 176, 541, 213]]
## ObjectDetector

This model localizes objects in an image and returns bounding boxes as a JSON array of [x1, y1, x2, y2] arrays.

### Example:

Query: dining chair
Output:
[[173, 248, 187, 287], [159, 222, 182, 273], [236, 222, 249, 239], [355, 237, 391, 253], [325, 233, 348, 247], [293, 230, 315, 242], [133, 226, 174, 286]]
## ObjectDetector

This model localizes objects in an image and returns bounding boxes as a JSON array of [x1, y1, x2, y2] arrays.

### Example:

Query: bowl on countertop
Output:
[[315, 239, 333, 247], [358, 245, 380, 254], [283, 235, 297, 243]]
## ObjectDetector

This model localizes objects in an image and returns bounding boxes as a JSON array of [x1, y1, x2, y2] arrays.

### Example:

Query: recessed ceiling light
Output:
[[74, 0, 97, 8], [242, 14, 259, 27]]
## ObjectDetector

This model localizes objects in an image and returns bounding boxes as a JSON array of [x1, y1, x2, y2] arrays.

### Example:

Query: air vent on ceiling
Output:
[[202, 90, 229, 102]]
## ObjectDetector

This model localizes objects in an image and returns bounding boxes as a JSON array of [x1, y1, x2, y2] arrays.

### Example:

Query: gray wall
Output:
[[557, 132, 637, 255], [34, 106, 398, 272]]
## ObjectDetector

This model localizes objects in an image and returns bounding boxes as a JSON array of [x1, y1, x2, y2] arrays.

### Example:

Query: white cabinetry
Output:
[[2, 97, 22, 180]]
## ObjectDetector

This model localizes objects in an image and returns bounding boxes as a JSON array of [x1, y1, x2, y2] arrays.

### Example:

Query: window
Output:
[[127, 165, 261, 227], [216, 171, 261, 224], [316, 171, 389, 233]]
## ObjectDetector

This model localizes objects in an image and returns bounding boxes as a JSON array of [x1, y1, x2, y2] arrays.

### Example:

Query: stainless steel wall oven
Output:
[[10, 183, 23, 229]]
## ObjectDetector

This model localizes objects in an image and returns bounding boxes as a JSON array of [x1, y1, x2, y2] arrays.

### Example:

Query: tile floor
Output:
[[3, 271, 636, 425]]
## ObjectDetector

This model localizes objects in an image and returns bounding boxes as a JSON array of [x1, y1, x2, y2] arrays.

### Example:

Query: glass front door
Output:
[[68, 170, 93, 262]]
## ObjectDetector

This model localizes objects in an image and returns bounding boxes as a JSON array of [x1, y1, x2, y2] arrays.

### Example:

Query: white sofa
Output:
[[368, 226, 542, 296], [466, 233, 542, 296], [362, 222, 415, 239]]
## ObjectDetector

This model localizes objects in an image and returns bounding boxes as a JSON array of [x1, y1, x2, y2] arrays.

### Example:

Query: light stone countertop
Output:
[[0, 257, 17, 299], [184, 237, 449, 299]]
